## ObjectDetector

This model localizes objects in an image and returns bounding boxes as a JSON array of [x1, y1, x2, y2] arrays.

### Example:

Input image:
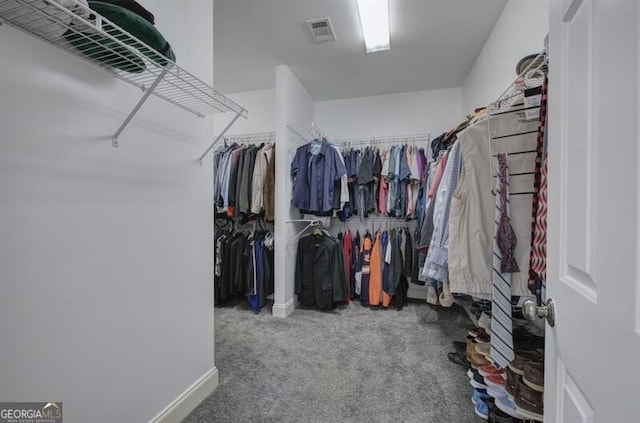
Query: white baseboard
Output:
[[149, 367, 218, 423], [272, 297, 296, 318]]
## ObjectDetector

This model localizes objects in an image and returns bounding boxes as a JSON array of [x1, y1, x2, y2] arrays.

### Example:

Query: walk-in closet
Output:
[[2, 1, 639, 422]]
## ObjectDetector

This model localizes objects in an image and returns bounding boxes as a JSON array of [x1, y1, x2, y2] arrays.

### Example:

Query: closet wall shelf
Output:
[[0, 0, 247, 149]]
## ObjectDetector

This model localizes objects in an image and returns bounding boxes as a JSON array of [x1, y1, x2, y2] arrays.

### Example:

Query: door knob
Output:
[[522, 298, 556, 327]]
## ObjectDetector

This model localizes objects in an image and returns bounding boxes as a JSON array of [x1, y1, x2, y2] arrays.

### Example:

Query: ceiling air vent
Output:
[[306, 17, 336, 43]]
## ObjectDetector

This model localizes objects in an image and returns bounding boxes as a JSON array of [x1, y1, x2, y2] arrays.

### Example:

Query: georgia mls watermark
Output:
[[0, 403, 62, 423]]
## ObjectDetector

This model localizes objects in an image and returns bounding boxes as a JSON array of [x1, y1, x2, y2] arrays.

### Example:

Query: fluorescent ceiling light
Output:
[[356, 0, 390, 53]]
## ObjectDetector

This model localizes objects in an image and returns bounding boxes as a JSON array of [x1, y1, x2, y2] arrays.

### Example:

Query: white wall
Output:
[[463, 0, 550, 112], [272, 65, 315, 317], [213, 88, 276, 135], [0, 2, 217, 422], [315, 87, 463, 139]]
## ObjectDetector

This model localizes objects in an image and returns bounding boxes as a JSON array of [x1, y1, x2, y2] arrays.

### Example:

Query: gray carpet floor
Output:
[[183, 300, 481, 423]]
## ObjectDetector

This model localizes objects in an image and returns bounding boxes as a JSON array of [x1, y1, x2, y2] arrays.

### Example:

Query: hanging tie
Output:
[[491, 153, 517, 369], [528, 76, 549, 296]]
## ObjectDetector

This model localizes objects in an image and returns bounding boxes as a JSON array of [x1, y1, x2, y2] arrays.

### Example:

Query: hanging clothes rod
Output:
[[221, 131, 275, 145], [332, 133, 432, 147]]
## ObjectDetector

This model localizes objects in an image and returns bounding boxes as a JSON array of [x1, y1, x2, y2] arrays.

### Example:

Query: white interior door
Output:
[[546, 0, 640, 421]]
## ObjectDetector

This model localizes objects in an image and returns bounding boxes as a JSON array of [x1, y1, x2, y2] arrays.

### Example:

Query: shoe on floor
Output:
[[523, 361, 544, 392], [453, 341, 467, 354], [514, 375, 544, 421], [439, 283, 454, 307], [447, 351, 470, 370], [426, 285, 439, 305]]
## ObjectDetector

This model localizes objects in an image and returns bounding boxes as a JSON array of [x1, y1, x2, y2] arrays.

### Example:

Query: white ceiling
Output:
[[213, 0, 508, 101]]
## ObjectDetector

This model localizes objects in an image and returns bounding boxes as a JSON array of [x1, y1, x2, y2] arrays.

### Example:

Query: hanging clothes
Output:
[[295, 231, 348, 310], [335, 226, 412, 309], [291, 138, 348, 215], [336, 143, 428, 221], [264, 145, 276, 222], [214, 223, 275, 312], [368, 231, 383, 306], [213, 142, 276, 222], [421, 140, 462, 285], [448, 104, 538, 298], [355, 232, 374, 306]]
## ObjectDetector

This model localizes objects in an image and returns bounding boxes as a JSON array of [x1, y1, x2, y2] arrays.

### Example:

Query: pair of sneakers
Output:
[[426, 283, 454, 307]]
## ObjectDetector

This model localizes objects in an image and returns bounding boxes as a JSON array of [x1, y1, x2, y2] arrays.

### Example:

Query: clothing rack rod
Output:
[[332, 215, 417, 222], [331, 133, 432, 146], [222, 131, 275, 144], [223, 131, 275, 139]]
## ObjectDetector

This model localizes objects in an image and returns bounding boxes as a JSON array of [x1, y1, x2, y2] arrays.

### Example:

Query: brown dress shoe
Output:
[[505, 367, 520, 400], [514, 376, 544, 421], [508, 350, 543, 375], [470, 347, 491, 368], [523, 362, 544, 392]]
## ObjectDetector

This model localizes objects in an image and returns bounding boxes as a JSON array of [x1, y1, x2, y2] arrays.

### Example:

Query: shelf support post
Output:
[[198, 111, 243, 166], [112, 68, 169, 147]]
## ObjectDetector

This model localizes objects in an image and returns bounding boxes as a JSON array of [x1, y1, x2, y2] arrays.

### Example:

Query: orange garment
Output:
[[369, 231, 382, 306], [381, 240, 392, 309]]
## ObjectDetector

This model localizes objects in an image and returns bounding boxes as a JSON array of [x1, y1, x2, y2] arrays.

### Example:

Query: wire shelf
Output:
[[0, 0, 247, 145]]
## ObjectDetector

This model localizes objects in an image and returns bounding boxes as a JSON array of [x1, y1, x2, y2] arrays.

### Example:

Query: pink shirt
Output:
[[428, 151, 448, 198]]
